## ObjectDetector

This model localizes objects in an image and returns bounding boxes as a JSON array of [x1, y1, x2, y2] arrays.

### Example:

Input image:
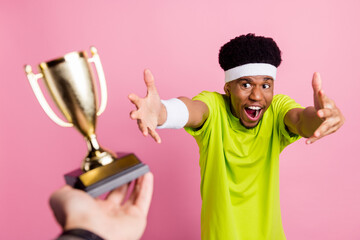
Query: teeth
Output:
[[248, 106, 261, 110]]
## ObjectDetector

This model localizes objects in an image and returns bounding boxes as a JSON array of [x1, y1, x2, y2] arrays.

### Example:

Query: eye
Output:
[[242, 83, 251, 88], [263, 84, 270, 89]]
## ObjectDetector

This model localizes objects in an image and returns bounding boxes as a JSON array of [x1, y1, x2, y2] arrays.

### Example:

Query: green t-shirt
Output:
[[185, 91, 303, 240]]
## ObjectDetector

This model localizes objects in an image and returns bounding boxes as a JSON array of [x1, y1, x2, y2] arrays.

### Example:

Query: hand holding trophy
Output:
[[25, 47, 149, 197]]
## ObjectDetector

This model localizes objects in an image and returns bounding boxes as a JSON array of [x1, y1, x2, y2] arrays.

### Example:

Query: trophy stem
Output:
[[86, 134, 101, 150], [82, 134, 116, 172]]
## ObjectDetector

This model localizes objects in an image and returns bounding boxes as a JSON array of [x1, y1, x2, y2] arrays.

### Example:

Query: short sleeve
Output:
[[184, 91, 217, 137], [272, 94, 304, 148]]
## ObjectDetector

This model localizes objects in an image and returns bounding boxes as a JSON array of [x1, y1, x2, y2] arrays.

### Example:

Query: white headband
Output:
[[224, 63, 277, 83]]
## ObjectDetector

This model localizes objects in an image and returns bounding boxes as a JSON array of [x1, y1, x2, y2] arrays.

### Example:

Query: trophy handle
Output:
[[24, 65, 73, 128], [88, 46, 108, 116]]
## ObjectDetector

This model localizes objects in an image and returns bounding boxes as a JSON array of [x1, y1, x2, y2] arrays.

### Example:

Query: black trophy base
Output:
[[64, 153, 149, 197]]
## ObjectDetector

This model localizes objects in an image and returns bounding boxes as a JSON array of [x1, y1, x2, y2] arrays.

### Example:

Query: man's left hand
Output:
[[306, 72, 345, 144]]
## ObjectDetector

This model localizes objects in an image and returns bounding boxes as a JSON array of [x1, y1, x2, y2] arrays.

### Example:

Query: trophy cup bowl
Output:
[[25, 47, 149, 197]]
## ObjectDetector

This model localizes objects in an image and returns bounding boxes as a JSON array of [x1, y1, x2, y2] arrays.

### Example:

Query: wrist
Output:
[[58, 228, 104, 240], [157, 103, 167, 126], [64, 214, 103, 238]]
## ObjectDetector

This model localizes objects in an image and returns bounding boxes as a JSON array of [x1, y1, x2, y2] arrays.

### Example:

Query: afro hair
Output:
[[218, 33, 282, 71]]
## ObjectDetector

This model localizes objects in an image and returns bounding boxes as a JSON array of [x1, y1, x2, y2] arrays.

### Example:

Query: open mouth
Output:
[[244, 106, 262, 121]]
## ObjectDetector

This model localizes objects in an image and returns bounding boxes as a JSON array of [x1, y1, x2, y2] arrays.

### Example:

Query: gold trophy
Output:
[[25, 47, 149, 197]]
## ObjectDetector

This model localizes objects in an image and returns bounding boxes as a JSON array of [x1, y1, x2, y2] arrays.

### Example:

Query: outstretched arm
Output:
[[285, 72, 345, 144], [128, 69, 209, 143]]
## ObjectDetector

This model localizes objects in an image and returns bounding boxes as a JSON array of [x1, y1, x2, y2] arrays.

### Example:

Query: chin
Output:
[[240, 120, 260, 129]]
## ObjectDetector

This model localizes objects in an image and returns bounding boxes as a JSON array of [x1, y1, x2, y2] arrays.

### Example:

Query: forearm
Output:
[[178, 97, 209, 128], [293, 107, 323, 138]]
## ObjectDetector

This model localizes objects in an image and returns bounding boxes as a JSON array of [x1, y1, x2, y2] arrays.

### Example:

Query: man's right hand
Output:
[[128, 69, 165, 143]]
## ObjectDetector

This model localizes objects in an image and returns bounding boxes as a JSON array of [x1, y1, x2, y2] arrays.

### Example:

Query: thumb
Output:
[[312, 72, 322, 94], [144, 69, 157, 95]]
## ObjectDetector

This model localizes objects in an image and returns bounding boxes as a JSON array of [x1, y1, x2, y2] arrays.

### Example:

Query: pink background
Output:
[[1, 0, 359, 239]]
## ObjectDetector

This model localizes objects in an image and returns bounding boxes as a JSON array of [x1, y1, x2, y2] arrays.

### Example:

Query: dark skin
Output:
[[224, 76, 274, 129]]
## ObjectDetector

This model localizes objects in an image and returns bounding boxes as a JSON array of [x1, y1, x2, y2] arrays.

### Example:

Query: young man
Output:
[[128, 34, 344, 239]]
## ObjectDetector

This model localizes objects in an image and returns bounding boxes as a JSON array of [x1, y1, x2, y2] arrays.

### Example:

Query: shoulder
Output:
[[193, 91, 222, 99], [272, 94, 293, 104], [271, 94, 302, 112], [193, 91, 225, 108]]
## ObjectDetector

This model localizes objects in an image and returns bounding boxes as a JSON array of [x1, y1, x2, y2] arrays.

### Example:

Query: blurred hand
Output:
[[306, 72, 345, 144], [128, 69, 164, 143], [50, 172, 154, 240]]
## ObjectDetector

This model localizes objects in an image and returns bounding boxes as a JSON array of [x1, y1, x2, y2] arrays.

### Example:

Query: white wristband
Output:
[[157, 98, 189, 129]]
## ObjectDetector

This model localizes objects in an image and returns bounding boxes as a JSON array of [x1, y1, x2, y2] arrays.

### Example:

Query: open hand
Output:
[[128, 69, 164, 143], [306, 72, 345, 144], [50, 172, 154, 240]]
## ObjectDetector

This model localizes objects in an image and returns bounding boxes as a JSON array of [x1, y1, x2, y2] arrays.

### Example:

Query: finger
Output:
[[133, 172, 154, 216], [314, 120, 333, 137], [312, 72, 324, 110], [130, 110, 140, 120], [127, 178, 141, 204], [306, 131, 324, 144], [128, 94, 141, 108], [49, 185, 72, 208], [306, 121, 335, 144], [317, 108, 333, 119], [106, 184, 129, 205], [148, 128, 162, 143], [49, 185, 84, 206], [144, 69, 158, 96], [306, 124, 326, 144], [138, 120, 149, 136], [49, 185, 79, 227], [306, 126, 337, 144], [306, 135, 321, 144], [50, 185, 73, 198], [318, 90, 335, 109], [312, 72, 322, 94]]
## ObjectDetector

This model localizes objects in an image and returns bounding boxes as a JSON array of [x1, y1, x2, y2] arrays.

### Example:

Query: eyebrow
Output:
[[238, 77, 274, 82]]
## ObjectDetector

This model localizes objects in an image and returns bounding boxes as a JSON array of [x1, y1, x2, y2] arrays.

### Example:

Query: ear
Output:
[[224, 83, 230, 96]]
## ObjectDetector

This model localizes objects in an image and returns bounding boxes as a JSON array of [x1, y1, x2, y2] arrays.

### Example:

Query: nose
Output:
[[249, 86, 262, 101]]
